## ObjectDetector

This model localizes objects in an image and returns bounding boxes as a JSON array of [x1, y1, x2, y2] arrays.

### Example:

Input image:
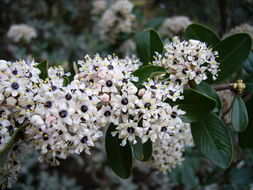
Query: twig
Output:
[[213, 83, 232, 91], [221, 105, 232, 120]]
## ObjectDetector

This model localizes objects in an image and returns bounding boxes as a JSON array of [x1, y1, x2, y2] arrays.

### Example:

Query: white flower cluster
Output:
[[99, 0, 136, 43], [75, 54, 186, 147], [153, 37, 219, 86], [0, 59, 41, 149], [0, 37, 220, 186], [7, 24, 37, 42], [150, 123, 193, 172], [159, 16, 192, 36], [91, 0, 107, 15], [26, 65, 104, 165], [0, 141, 28, 189]]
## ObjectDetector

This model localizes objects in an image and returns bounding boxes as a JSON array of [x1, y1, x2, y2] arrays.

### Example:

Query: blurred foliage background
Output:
[[1, 0, 253, 189]]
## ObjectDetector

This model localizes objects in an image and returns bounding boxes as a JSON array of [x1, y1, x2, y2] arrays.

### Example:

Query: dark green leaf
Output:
[[105, 124, 132, 179], [244, 74, 253, 94], [243, 52, 253, 74], [136, 29, 163, 65], [168, 157, 199, 188], [211, 33, 252, 83], [196, 81, 222, 112], [63, 77, 69, 87], [133, 137, 152, 161], [132, 65, 166, 88], [231, 95, 248, 132], [191, 113, 233, 168], [146, 17, 166, 30], [184, 24, 221, 47], [179, 160, 199, 188], [239, 97, 253, 149], [36, 60, 48, 80], [166, 89, 216, 122]]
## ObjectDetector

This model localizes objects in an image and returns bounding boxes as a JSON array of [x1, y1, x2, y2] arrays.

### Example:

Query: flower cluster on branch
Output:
[[0, 37, 219, 188]]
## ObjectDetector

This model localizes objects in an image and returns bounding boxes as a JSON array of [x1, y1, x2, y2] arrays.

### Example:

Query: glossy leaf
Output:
[[191, 113, 233, 168], [184, 24, 221, 47], [146, 17, 166, 30], [133, 137, 152, 161], [210, 33, 252, 83], [244, 74, 253, 94], [239, 97, 253, 149], [231, 95, 248, 132], [196, 81, 222, 112], [132, 65, 166, 88], [105, 124, 132, 179], [36, 60, 48, 80], [243, 52, 253, 75], [166, 88, 216, 122], [136, 29, 163, 65]]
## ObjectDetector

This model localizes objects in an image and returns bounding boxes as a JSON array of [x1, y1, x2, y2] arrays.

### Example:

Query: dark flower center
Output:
[[80, 117, 86, 122], [169, 90, 175, 96], [171, 111, 177, 118], [11, 82, 19, 90], [81, 105, 88, 113], [106, 80, 113, 87], [182, 68, 188, 74], [175, 79, 182, 85], [12, 69, 18, 75], [43, 133, 49, 141], [193, 55, 198, 61], [59, 110, 68, 118], [65, 93, 72, 100], [93, 66, 99, 71], [51, 85, 57, 91], [121, 98, 129, 105], [161, 126, 167, 132], [44, 101, 52, 108], [127, 127, 135, 134], [144, 103, 151, 109], [104, 110, 111, 117], [107, 65, 114, 70], [122, 79, 128, 83], [81, 136, 88, 143]]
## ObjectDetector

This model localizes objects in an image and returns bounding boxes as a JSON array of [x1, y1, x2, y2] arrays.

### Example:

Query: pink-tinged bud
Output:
[[77, 72, 86, 79], [95, 83, 102, 90], [46, 115, 57, 126], [138, 88, 146, 97], [98, 71, 107, 78], [142, 92, 152, 102], [100, 93, 110, 102]]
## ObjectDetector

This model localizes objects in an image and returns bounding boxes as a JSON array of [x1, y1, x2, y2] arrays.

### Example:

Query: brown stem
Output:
[[221, 105, 232, 120], [213, 83, 232, 91]]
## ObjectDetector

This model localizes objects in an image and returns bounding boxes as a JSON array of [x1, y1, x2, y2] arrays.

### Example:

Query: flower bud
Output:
[[6, 97, 17, 107], [30, 115, 44, 127], [0, 93, 4, 104], [138, 88, 146, 97], [100, 93, 110, 102], [0, 60, 8, 71]]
